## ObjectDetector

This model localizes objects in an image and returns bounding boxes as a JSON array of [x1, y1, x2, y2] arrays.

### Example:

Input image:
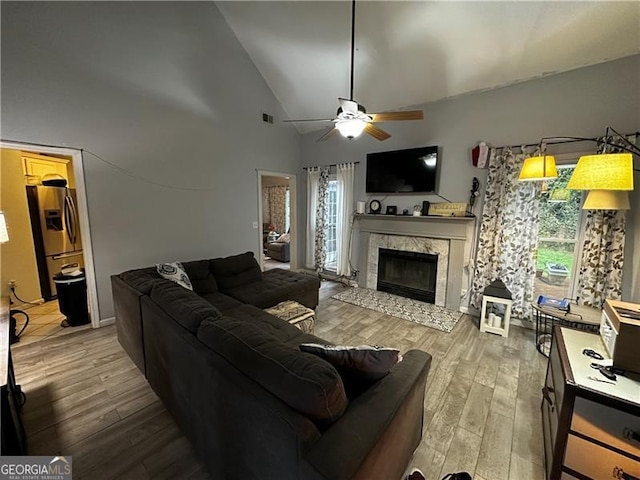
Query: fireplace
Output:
[[377, 248, 438, 304]]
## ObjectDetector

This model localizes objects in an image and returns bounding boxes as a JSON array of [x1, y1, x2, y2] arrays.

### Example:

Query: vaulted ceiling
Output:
[[217, 1, 640, 134]]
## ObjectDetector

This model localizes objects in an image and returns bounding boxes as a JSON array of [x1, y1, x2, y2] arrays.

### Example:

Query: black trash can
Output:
[[53, 271, 90, 327]]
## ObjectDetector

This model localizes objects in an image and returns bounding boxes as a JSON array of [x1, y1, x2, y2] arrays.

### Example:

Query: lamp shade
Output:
[[0, 212, 8, 243], [567, 153, 634, 190], [336, 119, 366, 139], [519, 155, 558, 181], [582, 190, 630, 210], [548, 187, 571, 203]]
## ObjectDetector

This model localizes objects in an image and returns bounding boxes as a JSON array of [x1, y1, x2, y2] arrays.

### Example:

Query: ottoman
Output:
[[265, 300, 315, 334]]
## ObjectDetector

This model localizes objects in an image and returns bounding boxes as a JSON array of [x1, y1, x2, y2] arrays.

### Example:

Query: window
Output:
[[534, 166, 584, 300], [324, 180, 338, 271]]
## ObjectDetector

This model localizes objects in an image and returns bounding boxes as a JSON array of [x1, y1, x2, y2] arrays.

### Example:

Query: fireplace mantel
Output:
[[354, 214, 475, 311], [355, 214, 474, 240]]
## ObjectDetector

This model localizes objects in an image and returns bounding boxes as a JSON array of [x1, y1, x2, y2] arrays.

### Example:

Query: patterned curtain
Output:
[[336, 163, 356, 277], [306, 168, 320, 269], [575, 133, 637, 308], [314, 167, 330, 271], [471, 147, 542, 320], [264, 185, 287, 233], [576, 210, 626, 308]]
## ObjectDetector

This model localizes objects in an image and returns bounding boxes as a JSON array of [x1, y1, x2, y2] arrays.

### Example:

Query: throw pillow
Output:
[[156, 262, 193, 290], [276, 233, 291, 243], [299, 343, 402, 398]]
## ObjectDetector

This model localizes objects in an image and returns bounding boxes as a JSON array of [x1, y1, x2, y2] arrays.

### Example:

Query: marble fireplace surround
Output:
[[367, 234, 449, 307], [355, 214, 474, 311]]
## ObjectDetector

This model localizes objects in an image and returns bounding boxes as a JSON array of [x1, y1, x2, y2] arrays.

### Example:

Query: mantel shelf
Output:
[[355, 214, 475, 222]]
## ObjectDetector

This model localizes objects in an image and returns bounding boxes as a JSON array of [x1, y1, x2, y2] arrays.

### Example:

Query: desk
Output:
[[542, 327, 640, 479], [532, 302, 600, 357], [1, 297, 27, 455]]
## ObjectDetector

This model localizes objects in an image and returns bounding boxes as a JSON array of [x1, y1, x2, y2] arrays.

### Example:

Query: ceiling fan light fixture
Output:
[[336, 118, 366, 139]]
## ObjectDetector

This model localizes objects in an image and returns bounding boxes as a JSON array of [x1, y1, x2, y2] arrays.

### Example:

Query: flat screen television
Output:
[[366, 145, 439, 193]]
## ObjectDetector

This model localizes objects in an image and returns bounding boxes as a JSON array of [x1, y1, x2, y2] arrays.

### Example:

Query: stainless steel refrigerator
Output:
[[26, 185, 84, 300]]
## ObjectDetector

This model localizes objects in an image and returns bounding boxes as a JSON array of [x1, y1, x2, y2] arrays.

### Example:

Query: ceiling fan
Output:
[[284, 0, 424, 142]]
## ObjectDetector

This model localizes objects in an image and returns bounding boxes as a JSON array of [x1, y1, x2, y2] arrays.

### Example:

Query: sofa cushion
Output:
[[224, 304, 303, 342], [224, 269, 320, 309], [210, 252, 262, 290], [182, 259, 218, 294], [156, 262, 193, 290], [120, 267, 164, 294], [198, 317, 348, 424], [200, 292, 244, 314], [151, 280, 223, 333]]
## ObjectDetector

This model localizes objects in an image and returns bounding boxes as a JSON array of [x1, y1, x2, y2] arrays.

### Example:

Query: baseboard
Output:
[[14, 298, 46, 309], [511, 317, 534, 330], [100, 317, 115, 326]]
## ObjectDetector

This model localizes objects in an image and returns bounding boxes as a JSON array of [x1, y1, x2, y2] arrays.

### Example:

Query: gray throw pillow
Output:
[[299, 343, 402, 381], [156, 262, 193, 290], [300, 343, 403, 399], [299, 343, 402, 400]]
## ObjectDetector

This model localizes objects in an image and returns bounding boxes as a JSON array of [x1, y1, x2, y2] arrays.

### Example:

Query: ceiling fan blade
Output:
[[316, 127, 338, 143], [283, 118, 334, 123], [364, 123, 391, 141], [338, 98, 359, 115], [369, 110, 424, 122]]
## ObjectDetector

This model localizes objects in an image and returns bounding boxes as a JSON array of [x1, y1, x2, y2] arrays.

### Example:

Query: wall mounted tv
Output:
[[366, 145, 439, 193]]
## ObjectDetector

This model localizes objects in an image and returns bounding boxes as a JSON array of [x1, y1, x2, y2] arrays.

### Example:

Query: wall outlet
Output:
[[8, 280, 16, 289], [252, 222, 259, 229], [460, 288, 467, 298]]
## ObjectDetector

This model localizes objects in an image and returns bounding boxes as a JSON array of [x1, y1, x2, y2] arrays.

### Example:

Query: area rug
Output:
[[332, 287, 463, 333]]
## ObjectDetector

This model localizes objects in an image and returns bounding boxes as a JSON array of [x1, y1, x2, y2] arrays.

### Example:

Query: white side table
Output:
[[480, 294, 513, 337]]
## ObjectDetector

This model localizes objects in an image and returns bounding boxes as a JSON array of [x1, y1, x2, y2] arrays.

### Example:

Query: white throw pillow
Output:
[[156, 262, 193, 290], [276, 233, 291, 243]]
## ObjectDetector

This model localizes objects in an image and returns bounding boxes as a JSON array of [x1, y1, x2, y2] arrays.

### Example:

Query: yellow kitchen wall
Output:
[[0, 153, 3, 292], [0, 148, 41, 302]]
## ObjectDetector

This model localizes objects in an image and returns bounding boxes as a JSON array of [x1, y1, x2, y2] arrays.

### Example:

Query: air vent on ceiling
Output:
[[262, 113, 274, 124]]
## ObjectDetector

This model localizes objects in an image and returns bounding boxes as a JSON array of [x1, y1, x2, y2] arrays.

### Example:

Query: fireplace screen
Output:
[[377, 248, 438, 303]]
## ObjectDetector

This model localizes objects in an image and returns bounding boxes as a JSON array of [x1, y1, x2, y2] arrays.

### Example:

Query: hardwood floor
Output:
[[11, 280, 547, 480]]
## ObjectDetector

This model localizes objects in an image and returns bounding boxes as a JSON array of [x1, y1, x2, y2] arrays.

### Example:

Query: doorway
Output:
[[0, 141, 100, 340], [257, 171, 297, 271]]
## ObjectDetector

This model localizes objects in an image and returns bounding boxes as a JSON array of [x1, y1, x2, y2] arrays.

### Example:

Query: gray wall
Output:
[[1, 2, 302, 319], [299, 55, 640, 303]]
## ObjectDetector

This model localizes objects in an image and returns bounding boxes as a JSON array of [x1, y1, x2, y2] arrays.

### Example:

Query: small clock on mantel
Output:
[[369, 200, 382, 214]]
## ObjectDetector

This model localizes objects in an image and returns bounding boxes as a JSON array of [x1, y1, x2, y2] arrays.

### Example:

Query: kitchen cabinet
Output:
[[23, 153, 69, 184]]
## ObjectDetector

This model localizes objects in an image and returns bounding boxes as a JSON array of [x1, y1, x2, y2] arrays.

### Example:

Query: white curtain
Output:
[[336, 163, 355, 276], [285, 189, 291, 234], [306, 168, 320, 269]]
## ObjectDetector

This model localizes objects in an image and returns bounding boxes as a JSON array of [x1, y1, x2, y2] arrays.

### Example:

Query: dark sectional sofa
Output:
[[111, 251, 432, 480]]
